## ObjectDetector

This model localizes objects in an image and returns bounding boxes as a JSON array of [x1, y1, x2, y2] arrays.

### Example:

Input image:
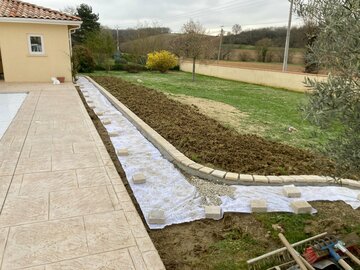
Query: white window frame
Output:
[[27, 34, 45, 55]]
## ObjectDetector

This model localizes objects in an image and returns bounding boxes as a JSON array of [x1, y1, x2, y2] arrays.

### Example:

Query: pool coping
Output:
[[84, 76, 360, 189]]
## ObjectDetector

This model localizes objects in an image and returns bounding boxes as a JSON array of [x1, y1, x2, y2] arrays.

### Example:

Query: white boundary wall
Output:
[[180, 60, 328, 92]]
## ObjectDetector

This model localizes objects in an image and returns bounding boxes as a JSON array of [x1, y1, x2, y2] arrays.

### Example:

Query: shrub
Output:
[[124, 63, 147, 73], [111, 64, 125, 71], [146, 50, 178, 73], [72, 45, 96, 73], [255, 38, 273, 62]]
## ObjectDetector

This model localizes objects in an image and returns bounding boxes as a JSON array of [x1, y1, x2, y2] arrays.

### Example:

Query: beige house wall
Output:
[[0, 22, 72, 82], [180, 60, 327, 92]]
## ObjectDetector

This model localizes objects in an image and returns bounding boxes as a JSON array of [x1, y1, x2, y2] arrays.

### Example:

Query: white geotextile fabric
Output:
[[78, 77, 360, 229]]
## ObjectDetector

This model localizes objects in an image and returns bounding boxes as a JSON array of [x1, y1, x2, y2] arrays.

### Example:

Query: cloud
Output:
[[32, 0, 302, 32]]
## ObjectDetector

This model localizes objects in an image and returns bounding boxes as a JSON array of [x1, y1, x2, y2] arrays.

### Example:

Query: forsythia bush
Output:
[[146, 50, 178, 73]]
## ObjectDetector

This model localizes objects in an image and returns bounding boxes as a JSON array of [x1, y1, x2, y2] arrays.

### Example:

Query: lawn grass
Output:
[[92, 70, 337, 152]]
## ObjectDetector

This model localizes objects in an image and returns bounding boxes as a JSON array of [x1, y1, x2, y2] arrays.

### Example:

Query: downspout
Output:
[[68, 25, 80, 83]]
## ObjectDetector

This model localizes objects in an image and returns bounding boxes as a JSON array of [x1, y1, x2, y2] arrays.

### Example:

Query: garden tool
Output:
[[334, 241, 360, 266], [247, 232, 328, 270], [279, 233, 315, 270], [313, 237, 353, 270]]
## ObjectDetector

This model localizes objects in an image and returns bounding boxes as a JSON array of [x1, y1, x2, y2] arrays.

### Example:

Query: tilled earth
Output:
[[78, 85, 360, 270], [92, 75, 335, 176]]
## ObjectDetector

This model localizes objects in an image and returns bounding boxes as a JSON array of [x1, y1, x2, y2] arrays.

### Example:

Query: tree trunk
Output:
[[192, 57, 196, 82]]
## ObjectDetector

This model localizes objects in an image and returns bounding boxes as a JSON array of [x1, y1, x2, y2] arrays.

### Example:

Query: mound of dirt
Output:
[[92, 76, 335, 176]]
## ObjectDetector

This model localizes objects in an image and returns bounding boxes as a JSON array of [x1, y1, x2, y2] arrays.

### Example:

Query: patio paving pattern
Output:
[[0, 82, 164, 269]]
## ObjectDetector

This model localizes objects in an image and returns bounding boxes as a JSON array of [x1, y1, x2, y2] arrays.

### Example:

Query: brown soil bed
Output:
[[91, 75, 335, 176], [77, 86, 360, 270]]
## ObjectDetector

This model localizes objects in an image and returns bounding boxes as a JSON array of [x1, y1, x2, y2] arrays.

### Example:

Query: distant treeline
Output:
[[111, 27, 171, 43], [223, 26, 308, 48]]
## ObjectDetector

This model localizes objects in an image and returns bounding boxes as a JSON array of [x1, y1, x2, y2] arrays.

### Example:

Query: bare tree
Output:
[[232, 24, 242, 35], [172, 20, 209, 81]]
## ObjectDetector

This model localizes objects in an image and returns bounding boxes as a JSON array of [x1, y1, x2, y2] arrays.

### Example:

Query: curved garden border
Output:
[[84, 76, 360, 189]]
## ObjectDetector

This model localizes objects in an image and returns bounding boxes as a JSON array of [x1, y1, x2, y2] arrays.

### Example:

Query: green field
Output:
[[92, 70, 337, 152]]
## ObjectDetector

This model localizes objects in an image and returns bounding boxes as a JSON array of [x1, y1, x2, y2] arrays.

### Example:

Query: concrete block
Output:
[[132, 173, 146, 184], [108, 131, 119, 137], [148, 210, 165, 224], [89, 104, 96, 109], [211, 170, 226, 178], [189, 163, 203, 170], [266, 175, 283, 184], [290, 200, 312, 214], [239, 174, 253, 182], [179, 157, 194, 167], [225, 172, 239, 181], [250, 200, 267, 213], [204, 206, 223, 220], [102, 119, 111, 125], [253, 175, 268, 183], [86, 99, 94, 104], [279, 176, 297, 183], [94, 110, 104, 116], [347, 180, 360, 188], [357, 193, 360, 200], [117, 148, 129, 156], [283, 185, 301, 198], [83, 93, 89, 98], [199, 167, 214, 174]]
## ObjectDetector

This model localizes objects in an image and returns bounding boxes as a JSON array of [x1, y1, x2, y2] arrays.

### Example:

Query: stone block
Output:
[[204, 206, 223, 220], [250, 200, 267, 213], [290, 200, 312, 214], [83, 94, 89, 98], [94, 110, 104, 116], [179, 157, 194, 167], [279, 176, 297, 183], [108, 131, 119, 137], [211, 170, 226, 179], [117, 148, 129, 156], [89, 104, 96, 109], [283, 185, 301, 198], [199, 167, 214, 174], [266, 175, 283, 184], [132, 174, 146, 184], [239, 174, 253, 182], [148, 210, 165, 224], [253, 175, 268, 183], [189, 163, 203, 170], [357, 193, 360, 200], [101, 119, 111, 125], [225, 172, 239, 181], [86, 99, 94, 104]]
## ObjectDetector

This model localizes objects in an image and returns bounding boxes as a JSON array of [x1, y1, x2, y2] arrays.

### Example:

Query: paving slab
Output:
[[204, 205, 223, 220], [0, 82, 164, 269], [291, 200, 312, 214]]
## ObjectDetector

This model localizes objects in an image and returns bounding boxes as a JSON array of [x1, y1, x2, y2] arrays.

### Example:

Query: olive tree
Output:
[[294, 0, 360, 177]]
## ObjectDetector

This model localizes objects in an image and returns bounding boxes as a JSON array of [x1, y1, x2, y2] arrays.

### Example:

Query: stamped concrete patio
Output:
[[0, 82, 164, 269]]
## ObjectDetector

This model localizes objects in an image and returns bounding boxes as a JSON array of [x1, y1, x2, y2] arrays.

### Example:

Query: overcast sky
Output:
[[32, 0, 302, 34]]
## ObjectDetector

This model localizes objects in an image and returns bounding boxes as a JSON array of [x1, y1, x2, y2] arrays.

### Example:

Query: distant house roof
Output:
[[0, 0, 81, 22]]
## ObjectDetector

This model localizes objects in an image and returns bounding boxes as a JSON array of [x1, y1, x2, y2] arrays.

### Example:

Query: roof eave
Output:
[[0, 17, 82, 26]]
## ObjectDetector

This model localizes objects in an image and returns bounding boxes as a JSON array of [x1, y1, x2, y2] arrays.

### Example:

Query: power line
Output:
[[160, 0, 270, 24]]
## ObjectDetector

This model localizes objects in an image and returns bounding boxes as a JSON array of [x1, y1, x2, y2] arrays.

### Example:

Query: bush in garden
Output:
[[124, 63, 147, 73], [146, 50, 178, 73], [72, 45, 96, 74]]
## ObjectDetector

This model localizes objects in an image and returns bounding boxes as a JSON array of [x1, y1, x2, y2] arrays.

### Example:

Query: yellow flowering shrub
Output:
[[146, 50, 178, 73]]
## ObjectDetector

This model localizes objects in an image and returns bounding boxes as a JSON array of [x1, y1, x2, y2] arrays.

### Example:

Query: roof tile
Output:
[[0, 0, 81, 21]]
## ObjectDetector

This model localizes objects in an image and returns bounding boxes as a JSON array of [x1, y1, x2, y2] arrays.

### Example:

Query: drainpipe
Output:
[[69, 25, 81, 83]]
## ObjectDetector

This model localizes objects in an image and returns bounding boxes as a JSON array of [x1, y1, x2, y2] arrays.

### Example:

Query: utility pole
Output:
[[217, 26, 224, 64], [282, 0, 294, 72], [116, 26, 120, 53]]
